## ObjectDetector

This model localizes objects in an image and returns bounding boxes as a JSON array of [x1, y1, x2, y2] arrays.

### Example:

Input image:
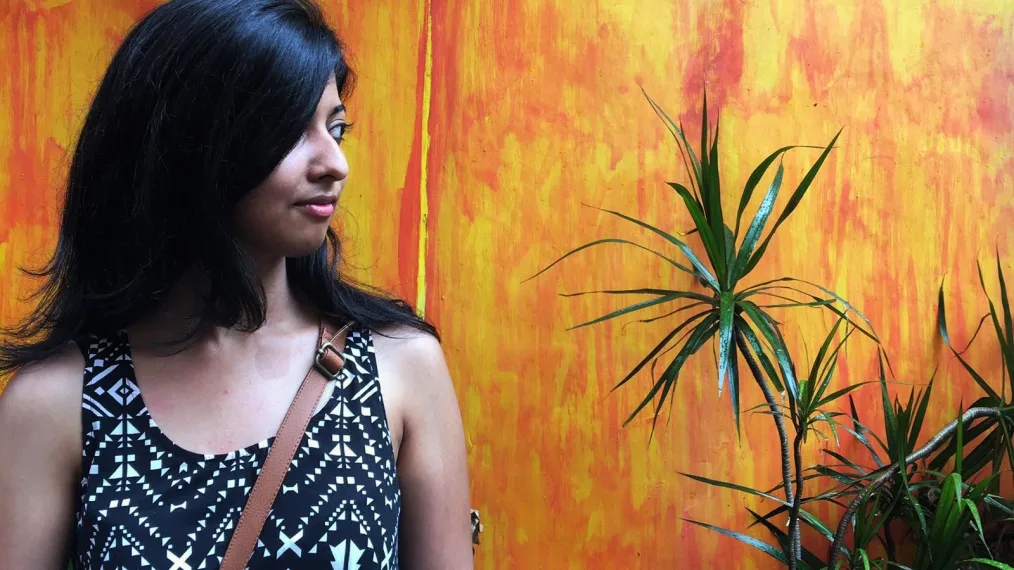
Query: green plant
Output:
[[677, 256, 1014, 570], [533, 92, 1014, 569], [530, 91, 879, 569]]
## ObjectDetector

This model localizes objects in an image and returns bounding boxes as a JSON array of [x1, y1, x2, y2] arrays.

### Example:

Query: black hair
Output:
[[0, 0, 436, 373]]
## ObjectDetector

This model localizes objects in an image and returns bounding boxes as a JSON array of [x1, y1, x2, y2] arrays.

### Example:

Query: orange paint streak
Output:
[[394, 26, 428, 309]]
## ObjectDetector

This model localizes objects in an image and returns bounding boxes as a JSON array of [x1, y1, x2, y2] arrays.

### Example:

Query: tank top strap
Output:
[[339, 323, 377, 381], [79, 331, 146, 441]]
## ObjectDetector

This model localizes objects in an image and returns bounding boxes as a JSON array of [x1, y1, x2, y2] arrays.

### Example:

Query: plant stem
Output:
[[883, 521, 896, 562], [735, 330, 799, 570], [789, 431, 804, 563], [827, 407, 1004, 568]]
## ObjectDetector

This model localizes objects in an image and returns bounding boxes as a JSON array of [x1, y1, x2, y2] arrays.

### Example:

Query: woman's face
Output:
[[233, 75, 350, 261]]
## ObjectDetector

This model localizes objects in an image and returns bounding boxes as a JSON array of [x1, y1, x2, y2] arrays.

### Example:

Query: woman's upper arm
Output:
[[385, 332, 473, 570], [0, 345, 84, 569]]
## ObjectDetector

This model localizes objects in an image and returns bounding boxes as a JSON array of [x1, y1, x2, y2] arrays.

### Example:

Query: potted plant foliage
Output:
[[531, 92, 1014, 569]]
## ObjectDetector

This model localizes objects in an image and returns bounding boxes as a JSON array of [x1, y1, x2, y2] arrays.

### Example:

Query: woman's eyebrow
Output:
[[328, 104, 346, 119]]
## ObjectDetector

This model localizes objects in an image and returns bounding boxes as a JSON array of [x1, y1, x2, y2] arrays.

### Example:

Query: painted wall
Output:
[[2, 1, 1013, 568]]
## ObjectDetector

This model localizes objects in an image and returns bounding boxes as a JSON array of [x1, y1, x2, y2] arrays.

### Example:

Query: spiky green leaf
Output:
[[594, 205, 720, 291], [668, 182, 724, 284], [736, 317, 787, 396], [683, 519, 791, 566], [626, 317, 719, 428], [568, 293, 686, 331], [963, 560, 1014, 570], [718, 292, 735, 396], [612, 311, 712, 392], [560, 288, 713, 301], [640, 88, 702, 192], [908, 378, 935, 454], [734, 145, 822, 238], [742, 129, 843, 277], [997, 249, 1013, 362], [680, 472, 783, 503], [731, 163, 784, 285], [956, 404, 965, 476], [740, 301, 798, 401], [525, 238, 694, 282], [747, 509, 826, 570]]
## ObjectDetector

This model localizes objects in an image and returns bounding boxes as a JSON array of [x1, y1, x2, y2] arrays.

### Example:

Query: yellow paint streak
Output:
[[415, 0, 433, 316]]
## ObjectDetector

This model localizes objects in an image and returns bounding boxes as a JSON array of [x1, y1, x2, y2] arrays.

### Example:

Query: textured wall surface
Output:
[[2, 1, 1013, 568]]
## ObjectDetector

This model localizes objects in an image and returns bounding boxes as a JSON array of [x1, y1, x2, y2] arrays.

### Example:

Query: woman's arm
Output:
[[0, 345, 83, 569], [377, 329, 473, 569]]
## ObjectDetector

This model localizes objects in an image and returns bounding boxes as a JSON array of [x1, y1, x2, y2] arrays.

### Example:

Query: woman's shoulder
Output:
[[370, 322, 459, 419], [370, 323, 447, 385], [0, 342, 84, 468], [1, 342, 84, 410]]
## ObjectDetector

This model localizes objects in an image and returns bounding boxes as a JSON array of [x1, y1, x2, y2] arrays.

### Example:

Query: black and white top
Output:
[[74, 324, 401, 570]]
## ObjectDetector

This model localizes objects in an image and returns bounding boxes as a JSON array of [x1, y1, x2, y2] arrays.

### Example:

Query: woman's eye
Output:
[[329, 122, 353, 144]]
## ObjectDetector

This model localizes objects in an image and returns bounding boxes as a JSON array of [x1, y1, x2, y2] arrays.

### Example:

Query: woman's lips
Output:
[[299, 202, 335, 218], [294, 195, 337, 219]]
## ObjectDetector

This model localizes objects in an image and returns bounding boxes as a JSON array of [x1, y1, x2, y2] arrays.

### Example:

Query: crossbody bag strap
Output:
[[219, 320, 353, 570]]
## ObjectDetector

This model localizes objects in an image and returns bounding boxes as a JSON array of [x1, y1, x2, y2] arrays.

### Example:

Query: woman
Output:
[[0, 0, 473, 568]]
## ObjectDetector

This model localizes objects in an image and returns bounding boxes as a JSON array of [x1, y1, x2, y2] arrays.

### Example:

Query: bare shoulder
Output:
[[370, 323, 460, 426], [372, 323, 447, 378], [0, 343, 84, 568], [1, 342, 84, 413], [372, 325, 472, 567], [0, 343, 84, 461]]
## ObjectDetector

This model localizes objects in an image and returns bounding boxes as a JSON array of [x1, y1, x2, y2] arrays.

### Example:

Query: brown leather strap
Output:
[[220, 320, 352, 570]]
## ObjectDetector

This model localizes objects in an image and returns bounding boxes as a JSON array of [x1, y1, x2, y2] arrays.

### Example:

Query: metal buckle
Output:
[[314, 343, 343, 378], [313, 321, 352, 379]]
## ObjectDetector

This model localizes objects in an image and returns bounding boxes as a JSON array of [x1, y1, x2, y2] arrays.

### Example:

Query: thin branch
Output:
[[736, 330, 798, 570], [828, 407, 1006, 568], [789, 431, 804, 562]]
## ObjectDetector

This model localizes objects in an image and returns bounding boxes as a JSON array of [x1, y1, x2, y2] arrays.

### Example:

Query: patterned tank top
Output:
[[73, 324, 401, 570]]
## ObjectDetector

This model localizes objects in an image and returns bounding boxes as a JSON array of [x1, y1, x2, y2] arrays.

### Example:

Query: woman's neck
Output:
[[131, 257, 316, 351]]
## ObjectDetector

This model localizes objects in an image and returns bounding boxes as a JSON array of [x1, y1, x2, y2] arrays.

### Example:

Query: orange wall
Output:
[[3, 1, 1014, 568]]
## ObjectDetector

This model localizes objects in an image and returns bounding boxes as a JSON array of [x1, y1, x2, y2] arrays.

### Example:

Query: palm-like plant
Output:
[[823, 257, 1014, 568], [933, 255, 1014, 480], [533, 91, 1014, 568], [530, 92, 879, 568], [679, 256, 1014, 569], [676, 262, 1014, 569], [823, 366, 1010, 569], [681, 316, 872, 568]]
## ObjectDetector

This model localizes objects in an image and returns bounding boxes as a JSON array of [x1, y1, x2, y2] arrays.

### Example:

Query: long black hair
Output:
[[0, 0, 436, 373]]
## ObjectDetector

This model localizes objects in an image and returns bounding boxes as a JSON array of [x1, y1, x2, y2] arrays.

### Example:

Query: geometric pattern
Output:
[[74, 325, 401, 569]]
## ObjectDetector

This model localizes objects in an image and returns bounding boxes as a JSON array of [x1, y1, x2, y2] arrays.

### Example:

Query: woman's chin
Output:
[[260, 231, 329, 260], [289, 235, 330, 258]]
